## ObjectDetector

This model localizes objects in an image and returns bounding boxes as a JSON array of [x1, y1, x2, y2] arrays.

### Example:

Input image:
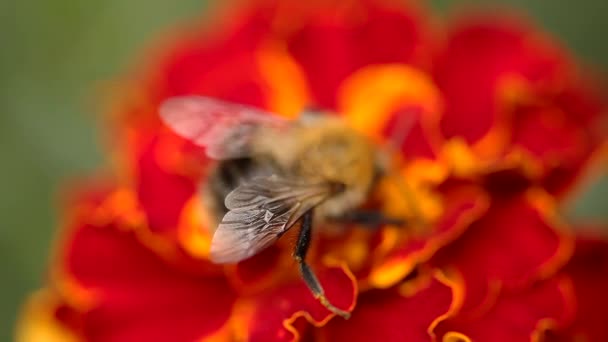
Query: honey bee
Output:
[[160, 96, 407, 318]]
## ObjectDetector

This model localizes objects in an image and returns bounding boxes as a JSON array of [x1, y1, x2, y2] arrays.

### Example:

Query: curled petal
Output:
[[366, 185, 489, 290], [238, 263, 357, 342], [321, 272, 455, 342], [435, 14, 566, 148], [339, 63, 443, 159], [547, 235, 608, 341], [433, 277, 573, 342], [432, 189, 573, 313], [434, 14, 607, 194]]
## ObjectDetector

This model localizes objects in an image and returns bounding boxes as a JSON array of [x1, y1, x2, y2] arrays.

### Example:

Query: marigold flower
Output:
[[17, 1, 608, 341]]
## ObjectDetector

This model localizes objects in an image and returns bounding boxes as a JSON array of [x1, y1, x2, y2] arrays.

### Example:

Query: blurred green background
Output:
[[1, 0, 606, 340]]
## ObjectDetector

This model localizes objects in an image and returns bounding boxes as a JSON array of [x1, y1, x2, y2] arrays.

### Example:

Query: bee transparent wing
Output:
[[159, 96, 286, 159], [210, 175, 330, 263]]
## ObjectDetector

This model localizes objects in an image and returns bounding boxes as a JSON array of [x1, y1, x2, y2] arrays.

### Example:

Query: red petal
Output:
[[435, 14, 566, 145], [134, 133, 199, 234], [548, 235, 608, 341], [285, 1, 429, 109], [243, 263, 357, 342], [321, 273, 454, 342], [433, 277, 572, 342], [150, 2, 278, 106], [226, 244, 293, 295], [366, 185, 489, 289], [432, 190, 573, 313], [60, 213, 235, 341]]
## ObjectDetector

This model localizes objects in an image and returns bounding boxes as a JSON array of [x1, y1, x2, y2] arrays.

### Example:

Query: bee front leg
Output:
[[295, 210, 351, 319]]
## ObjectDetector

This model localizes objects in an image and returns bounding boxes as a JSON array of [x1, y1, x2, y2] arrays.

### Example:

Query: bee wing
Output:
[[210, 175, 330, 263], [159, 96, 287, 159]]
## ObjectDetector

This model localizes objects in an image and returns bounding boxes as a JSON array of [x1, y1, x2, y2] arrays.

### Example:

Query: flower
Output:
[[17, 1, 608, 341]]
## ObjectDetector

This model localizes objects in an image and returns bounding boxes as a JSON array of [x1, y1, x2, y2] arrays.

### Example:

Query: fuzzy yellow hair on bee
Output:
[[160, 96, 405, 318]]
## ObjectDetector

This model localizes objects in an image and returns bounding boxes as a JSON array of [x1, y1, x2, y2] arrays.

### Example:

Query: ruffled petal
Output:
[[366, 185, 489, 290], [236, 263, 357, 342], [434, 14, 566, 148], [432, 189, 573, 313], [434, 14, 607, 195], [56, 187, 236, 342], [321, 272, 454, 342], [546, 234, 608, 341], [338, 63, 443, 160], [433, 276, 573, 342], [283, 0, 430, 109]]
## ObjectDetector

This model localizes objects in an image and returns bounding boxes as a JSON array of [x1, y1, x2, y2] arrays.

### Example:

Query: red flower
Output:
[[17, 1, 607, 341]]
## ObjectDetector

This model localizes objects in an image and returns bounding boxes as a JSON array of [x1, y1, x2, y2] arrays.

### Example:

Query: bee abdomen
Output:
[[206, 158, 254, 215]]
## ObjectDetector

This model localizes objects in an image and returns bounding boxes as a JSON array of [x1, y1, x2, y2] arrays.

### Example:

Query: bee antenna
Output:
[[383, 108, 425, 227]]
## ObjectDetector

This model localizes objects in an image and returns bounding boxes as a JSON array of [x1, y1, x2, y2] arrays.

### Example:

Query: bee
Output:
[[160, 96, 407, 318]]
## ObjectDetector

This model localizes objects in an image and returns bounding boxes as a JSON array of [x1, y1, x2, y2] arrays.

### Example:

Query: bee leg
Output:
[[331, 211, 406, 229], [295, 210, 351, 319]]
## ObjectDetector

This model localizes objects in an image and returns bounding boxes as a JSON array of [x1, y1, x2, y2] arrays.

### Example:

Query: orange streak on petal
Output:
[[403, 161, 447, 222], [369, 257, 416, 289], [370, 187, 489, 290], [374, 226, 402, 259], [529, 276, 577, 342], [429, 269, 465, 341], [440, 138, 481, 178], [397, 267, 433, 297], [339, 64, 442, 138], [501, 147, 544, 178], [526, 188, 575, 280], [229, 298, 257, 342], [178, 196, 213, 259], [440, 137, 545, 179], [103, 188, 147, 228], [199, 319, 234, 342], [530, 318, 559, 342], [15, 290, 81, 342], [257, 43, 311, 118], [472, 73, 534, 159], [442, 331, 473, 342], [406, 158, 449, 184], [282, 261, 358, 340], [52, 267, 98, 311]]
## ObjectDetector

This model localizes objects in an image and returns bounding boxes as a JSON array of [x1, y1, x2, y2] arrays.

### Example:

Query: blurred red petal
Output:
[[59, 199, 235, 342], [285, 1, 430, 109], [134, 134, 199, 234], [435, 14, 566, 146], [321, 273, 454, 342], [432, 189, 573, 313], [225, 245, 295, 295], [434, 277, 573, 342], [339, 63, 443, 161], [367, 186, 489, 289], [148, 2, 277, 104], [242, 263, 357, 342], [547, 235, 608, 341]]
